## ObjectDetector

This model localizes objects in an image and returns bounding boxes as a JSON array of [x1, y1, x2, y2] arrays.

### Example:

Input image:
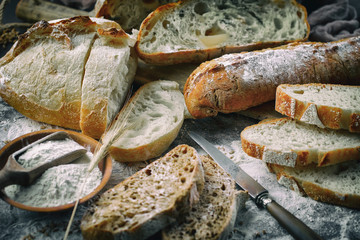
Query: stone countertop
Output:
[[0, 98, 359, 240]]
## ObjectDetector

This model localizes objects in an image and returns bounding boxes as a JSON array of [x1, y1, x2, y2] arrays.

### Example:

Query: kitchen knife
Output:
[[188, 131, 323, 240]]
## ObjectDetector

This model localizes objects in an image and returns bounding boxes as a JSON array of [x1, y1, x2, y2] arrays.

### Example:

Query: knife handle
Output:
[[261, 197, 323, 240]]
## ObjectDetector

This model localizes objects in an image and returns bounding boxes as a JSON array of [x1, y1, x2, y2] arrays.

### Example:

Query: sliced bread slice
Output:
[[266, 160, 360, 209], [275, 84, 360, 133], [80, 144, 205, 240], [104, 80, 186, 162], [94, 0, 177, 31], [162, 155, 248, 240], [241, 118, 360, 168], [136, 0, 309, 65]]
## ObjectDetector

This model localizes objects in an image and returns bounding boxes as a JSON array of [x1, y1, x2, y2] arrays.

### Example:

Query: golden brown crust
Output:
[[185, 37, 360, 119]]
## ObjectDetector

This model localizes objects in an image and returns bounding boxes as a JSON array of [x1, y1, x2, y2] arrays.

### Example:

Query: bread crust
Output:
[[276, 84, 360, 133], [241, 118, 360, 167], [184, 37, 360, 119], [267, 162, 360, 209], [136, 0, 309, 65]]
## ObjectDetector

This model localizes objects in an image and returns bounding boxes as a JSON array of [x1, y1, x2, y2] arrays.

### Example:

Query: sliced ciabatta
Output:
[[0, 17, 137, 138], [94, 0, 177, 31], [275, 84, 360, 133], [162, 155, 248, 240], [241, 118, 360, 167], [136, 0, 309, 65], [81, 144, 205, 240], [266, 160, 360, 209], [104, 80, 185, 162]]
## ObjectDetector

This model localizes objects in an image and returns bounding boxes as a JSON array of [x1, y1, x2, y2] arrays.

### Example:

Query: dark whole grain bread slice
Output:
[[162, 155, 248, 240], [80, 144, 205, 240]]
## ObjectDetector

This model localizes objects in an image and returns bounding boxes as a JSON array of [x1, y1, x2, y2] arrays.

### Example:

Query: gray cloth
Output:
[[307, 0, 360, 41]]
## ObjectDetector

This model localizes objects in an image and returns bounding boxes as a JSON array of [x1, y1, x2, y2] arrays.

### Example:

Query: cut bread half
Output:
[[241, 118, 360, 168], [136, 0, 309, 65], [275, 84, 360, 133], [0, 17, 137, 139], [104, 80, 185, 162], [94, 0, 177, 31], [162, 155, 248, 240], [266, 160, 360, 209], [81, 144, 205, 240]]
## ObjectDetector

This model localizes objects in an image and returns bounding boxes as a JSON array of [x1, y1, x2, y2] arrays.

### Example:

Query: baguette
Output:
[[184, 36, 360, 119], [275, 84, 360, 133], [105, 80, 185, 162], [0, 17, 137, 139], [266, 160, 360, 209], [81, 144, 205, 240], [162, 155, 248, 240], [136, 0, 309, 65], [240, 118, 360, 167]]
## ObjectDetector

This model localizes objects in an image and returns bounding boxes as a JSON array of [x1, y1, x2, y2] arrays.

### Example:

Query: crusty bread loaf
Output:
[[266, 160, 360, 209], [136, 0, 309, 65], [162, 155, 248, 240], [94, 0, 177, 31], [104, 80, 185, 162], [241, 118, 360, 167], [275, 84, 360, 133], [81, 144, 205, 240], [184, 36, 360, 119], [0, 17, 137, 139]]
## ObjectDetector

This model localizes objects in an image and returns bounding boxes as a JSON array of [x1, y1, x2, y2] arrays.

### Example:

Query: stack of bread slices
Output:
[[241, 83, 360, 209]]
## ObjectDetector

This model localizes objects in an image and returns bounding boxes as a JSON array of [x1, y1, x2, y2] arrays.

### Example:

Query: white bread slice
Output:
[[0, 17, 136, 138], [105, 80, 185, 162], [162, 155, 248, 240], [266, 160, 360, 209], [94, 0, 177, 31], [80, 27, 137, 139], [275, 84, 360, 133], [241, 118, 360, 167], [81, 144, 205, 240], [136, 0, 309, 65]]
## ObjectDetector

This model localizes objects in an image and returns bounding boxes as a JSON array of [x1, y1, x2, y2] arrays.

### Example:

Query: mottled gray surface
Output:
[[0, 98, 359, 240]]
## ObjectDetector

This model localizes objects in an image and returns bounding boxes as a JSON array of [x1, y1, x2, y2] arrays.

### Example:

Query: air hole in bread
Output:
[[205, 24, 226, 36], [212, 192, 218, 197], [181, 177, 186, 183], [293, 90, 304, 94], [162, 20, 170, 29], [274, 18, 283, 30], [182, 148, 188, 154], [194, 2, 209, 15], [221, 184, 226, 191], [145, 169, 152, 176]]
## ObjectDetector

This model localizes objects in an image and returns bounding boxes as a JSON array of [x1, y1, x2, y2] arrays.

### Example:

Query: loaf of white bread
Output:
[[0, 16, 137, 139], [276, 84, 360, 133], [184, 36, 360, 119], [136, 0, 309, 65]]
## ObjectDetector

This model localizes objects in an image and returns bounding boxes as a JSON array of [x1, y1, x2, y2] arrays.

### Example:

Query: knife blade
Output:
[[188, 131, 323, 240]]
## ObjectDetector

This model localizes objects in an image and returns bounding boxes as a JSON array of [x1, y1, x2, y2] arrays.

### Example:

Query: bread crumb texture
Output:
[[80, 145, 204, 240], [138, 0, 308, 53]]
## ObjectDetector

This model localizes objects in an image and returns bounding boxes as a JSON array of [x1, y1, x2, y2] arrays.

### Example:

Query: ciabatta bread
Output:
[[136, 0, 309, 65], [104, 80, 185, 162], [275, 84, 360, 133], [266, 160, 360, 209], [81, 145, 205, 240], [184, 36, 360, 119], [241, 118, 360, 167], [0, 17, 137, 139], [162, 155, 248, 240], [94, 0, 176, 31]]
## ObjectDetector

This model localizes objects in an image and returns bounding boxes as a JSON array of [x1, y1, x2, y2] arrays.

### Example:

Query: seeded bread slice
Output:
[[241, 118, 360, 168], [162, 155, 248, 240], [136, 0, 309, 65], [266, 160, 360, 209], [81, 144, 205, 240], [105, 80, 186, 162], [275, 84, 360, 133]]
